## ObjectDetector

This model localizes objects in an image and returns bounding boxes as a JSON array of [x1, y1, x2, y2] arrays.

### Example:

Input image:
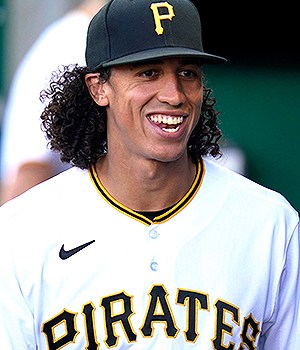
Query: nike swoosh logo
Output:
[[59, 240, 95, 260]]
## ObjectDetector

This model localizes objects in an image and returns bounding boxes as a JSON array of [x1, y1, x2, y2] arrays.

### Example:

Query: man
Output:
[[0, 0, 299, 349], [0, 0, 107, 204]]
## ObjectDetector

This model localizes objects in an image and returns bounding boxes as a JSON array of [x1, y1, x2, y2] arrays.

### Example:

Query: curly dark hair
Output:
[[40, 64, 222, 169]]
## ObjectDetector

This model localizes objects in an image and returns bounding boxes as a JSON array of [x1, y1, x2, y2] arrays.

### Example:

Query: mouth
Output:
[[148, 114, 185, 133]]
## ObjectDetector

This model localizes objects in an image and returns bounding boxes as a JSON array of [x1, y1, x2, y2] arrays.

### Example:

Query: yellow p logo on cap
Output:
[[150, 2, 175, 35]]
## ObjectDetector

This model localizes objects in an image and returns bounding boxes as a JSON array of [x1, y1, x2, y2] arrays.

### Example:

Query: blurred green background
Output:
[[205, 63, 300, 211], [197, 1, 300, 212]]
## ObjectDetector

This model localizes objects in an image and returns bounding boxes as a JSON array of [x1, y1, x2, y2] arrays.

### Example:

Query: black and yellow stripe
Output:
[[89, 159, 205, 226]]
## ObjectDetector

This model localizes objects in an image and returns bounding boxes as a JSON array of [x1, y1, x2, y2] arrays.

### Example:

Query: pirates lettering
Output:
[[42, 285, 261, 349]]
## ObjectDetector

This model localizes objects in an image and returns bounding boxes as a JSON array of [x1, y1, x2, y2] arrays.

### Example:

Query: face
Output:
[[88, 57, 203, 164]]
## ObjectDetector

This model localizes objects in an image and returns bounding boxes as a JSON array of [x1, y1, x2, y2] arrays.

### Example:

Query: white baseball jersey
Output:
[[0, 159, 299, 349]]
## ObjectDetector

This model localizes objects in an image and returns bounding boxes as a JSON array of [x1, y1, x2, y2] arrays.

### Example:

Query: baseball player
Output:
[[0, 0, 299, 349]]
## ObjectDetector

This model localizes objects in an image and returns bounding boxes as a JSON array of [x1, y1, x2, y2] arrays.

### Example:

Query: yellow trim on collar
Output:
[[89, 159, 205, 226]]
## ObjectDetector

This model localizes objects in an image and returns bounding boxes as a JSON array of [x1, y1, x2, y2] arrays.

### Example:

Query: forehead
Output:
[[111, 57, 202, 71]]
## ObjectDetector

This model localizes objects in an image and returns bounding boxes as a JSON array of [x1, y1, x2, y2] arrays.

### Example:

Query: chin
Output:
[[150, 150, 188, 164]]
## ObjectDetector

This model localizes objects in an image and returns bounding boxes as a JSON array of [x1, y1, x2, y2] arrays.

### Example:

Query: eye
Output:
[[139, 69, 159, 79], [178, 67, 201, 79]]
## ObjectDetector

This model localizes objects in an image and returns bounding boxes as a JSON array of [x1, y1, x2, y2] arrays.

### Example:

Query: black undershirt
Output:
[[137, 205, 174, 221], [135, 158, 198, 221]]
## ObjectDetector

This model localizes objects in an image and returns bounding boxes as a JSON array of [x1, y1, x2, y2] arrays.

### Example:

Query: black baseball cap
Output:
[[86, 0, 227, 70]]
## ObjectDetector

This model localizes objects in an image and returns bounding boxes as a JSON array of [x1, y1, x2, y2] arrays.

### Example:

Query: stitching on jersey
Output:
[[88, 159, 205, 226]]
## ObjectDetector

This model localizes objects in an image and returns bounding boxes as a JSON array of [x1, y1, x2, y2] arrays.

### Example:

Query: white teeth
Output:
[[162, 126, 180, 133], [149, 114, 184, 125]]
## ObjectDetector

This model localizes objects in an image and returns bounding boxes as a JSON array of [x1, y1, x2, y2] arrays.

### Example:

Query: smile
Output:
[[148, 114, 184, 133]]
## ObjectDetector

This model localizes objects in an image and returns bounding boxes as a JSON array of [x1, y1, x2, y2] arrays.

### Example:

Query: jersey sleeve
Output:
[[0, 235, 37, 348], [259, 220, 300, 349]]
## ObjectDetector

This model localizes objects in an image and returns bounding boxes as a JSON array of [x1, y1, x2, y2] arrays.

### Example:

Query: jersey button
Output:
[[149, 229, 158, 239], [150, 261, 159, 271]]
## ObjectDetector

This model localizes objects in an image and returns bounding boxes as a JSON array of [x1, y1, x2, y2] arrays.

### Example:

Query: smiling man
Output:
[[85, 57, 204, 211], [0, 0, 299, 349]]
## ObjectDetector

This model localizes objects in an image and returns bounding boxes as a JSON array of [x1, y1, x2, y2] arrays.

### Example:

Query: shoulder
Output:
[[203, 159, 298, 222], [0, 167, 90, 218]]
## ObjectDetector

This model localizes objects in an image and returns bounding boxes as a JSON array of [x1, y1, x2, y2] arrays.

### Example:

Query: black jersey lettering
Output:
[[212, 299, 240, 350], [100, 291, 137, 347], [140, 284, 179, 338], [176, 289, 209, 342], [238, 313, 260, 350], [42, 309, 79, 350], [82, 302, 100, 350], [42, 285, 261, 348]]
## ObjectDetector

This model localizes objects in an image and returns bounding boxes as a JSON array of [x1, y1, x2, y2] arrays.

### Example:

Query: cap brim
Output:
[[102, 47, 227, 67]]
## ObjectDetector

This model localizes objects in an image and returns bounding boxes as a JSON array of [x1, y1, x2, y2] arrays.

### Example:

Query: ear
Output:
[[85, 73, 109, 106]]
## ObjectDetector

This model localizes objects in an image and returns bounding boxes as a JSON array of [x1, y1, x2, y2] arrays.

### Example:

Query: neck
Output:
[[95, 155, 197, 212]]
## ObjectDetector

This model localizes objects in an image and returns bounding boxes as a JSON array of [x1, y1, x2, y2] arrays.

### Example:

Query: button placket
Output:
[[149, 225, 159, 239], [150, 260, 159, 271], [148, 224, 160, 272]]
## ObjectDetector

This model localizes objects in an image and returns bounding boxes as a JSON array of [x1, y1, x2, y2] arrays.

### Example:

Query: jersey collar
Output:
[[89, 159, 205, 226]]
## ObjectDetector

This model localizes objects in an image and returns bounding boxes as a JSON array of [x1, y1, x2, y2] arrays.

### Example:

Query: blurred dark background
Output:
[[191, 1, 300, 211], [193, 1, 299, 65]]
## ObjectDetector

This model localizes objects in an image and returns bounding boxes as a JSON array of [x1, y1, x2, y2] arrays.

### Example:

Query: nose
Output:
[[157, 74, 186, 107]]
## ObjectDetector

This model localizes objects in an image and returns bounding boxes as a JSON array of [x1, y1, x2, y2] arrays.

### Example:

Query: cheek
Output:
[[106, 93, 143, 133], [192, 89, 203, 115], [186, 81, 203, 102], [110, 82, 149, 110], [190, 91, 203, 129]]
